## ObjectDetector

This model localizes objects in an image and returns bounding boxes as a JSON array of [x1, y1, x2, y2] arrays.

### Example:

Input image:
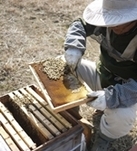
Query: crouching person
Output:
[[63, 0, 137, 150]]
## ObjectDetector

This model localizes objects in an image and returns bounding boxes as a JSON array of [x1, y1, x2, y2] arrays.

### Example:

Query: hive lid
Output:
[[29, 58, 95, 113]]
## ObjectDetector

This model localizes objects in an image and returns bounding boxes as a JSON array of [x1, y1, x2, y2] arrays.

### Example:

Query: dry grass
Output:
[[0, 0, 91, 94], [0, 0, 137, 150]]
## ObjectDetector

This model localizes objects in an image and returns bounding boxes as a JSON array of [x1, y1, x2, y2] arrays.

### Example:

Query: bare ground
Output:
[[0, 0, 97, 95], [0, 0, 137, 150]]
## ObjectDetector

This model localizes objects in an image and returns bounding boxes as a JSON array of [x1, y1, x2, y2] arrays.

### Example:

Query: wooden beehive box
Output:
[[29, 59, 94, 113], [0, 85, 83, 151]]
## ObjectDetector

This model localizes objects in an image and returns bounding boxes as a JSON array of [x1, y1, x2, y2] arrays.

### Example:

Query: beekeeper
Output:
[[64, 0, 137, 150]]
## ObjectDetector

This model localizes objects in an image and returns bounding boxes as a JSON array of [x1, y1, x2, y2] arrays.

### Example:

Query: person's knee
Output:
[[116, 107, 136, 127], [100, 107, 136, 138]]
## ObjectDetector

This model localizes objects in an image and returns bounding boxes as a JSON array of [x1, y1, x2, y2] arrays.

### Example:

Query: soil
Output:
[[0, 0, 137, 151], [0, 0, 98, 95]]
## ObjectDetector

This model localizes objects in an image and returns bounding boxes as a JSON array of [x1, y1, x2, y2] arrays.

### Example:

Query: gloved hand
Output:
[[86, 90, 107, 111], [65, 48, 82, 70]]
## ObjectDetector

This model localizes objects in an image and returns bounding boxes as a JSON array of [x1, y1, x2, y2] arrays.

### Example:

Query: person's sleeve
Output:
[[105, 79, 137, 108], [64, 18, 96, 53]]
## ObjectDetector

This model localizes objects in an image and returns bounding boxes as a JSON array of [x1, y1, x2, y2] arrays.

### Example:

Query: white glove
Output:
[[65, 48, 82, 70], [87, 90, 107, 111]]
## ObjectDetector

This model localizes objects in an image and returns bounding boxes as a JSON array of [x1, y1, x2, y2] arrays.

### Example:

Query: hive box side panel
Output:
[[34, 125, 83, 151]]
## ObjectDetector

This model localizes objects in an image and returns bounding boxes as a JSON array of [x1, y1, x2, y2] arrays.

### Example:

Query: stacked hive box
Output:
[[0, 85, 83, 151]]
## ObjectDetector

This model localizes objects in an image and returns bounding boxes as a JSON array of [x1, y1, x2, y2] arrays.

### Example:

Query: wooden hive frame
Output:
[[29, 61, 94, 113]]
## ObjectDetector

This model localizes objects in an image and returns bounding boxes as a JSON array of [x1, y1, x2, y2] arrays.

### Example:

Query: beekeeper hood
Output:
[[83, 0, 137, 27]]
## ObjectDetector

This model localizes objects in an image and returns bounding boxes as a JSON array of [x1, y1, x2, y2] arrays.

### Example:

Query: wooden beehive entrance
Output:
[[0, 85, 83, 151]]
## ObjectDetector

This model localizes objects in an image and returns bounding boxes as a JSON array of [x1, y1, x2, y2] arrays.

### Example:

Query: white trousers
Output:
[[76, 59, 137, 139]]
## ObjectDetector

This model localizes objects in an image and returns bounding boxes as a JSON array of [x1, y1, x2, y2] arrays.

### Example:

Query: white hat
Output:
[[83, 0, 137, 27]]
